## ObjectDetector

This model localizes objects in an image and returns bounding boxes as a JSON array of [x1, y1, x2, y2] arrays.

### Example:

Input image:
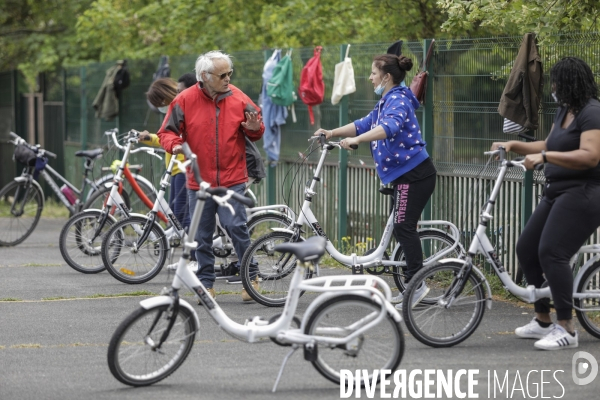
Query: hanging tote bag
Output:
[[299, 46, 325, 125], [331, 45, 356, 105], [409, 39, 435, 104]]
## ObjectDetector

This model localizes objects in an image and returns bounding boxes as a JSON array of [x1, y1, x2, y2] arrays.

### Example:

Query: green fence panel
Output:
[[4, 33, 600, 275]]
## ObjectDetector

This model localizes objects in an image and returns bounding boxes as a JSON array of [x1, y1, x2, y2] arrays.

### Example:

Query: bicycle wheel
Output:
[[83, 185, 131, 219], [0, 180, 43, 246], [59, 210, 116, 273], [102, 216, 168, 284], [240, 231, 312, 307], [247, 213, 293, 243], [402, 261, 486, 348], [107, 304, 197, 386], [575, 260, 600, 339], [305, 294, 404, 386], [392, 230, 464, 295]]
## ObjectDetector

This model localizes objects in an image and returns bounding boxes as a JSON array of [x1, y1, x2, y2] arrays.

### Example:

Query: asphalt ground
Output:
[[1, 218, 599, 400]]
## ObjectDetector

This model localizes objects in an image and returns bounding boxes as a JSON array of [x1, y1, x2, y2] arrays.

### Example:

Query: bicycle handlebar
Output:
[[511, 157, 544, 171], [44, 149, 57, 159], [104, 129, 163, 160], [9, 131, 57, 158], [485, 147, 543, 171], [182, 143, 202, 184], [308, 133, 358, 150]]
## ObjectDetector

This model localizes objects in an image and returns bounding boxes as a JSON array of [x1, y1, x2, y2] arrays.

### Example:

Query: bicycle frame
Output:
[[451, 150, 600, 310], [84, 131, 164, 244], [133, 156, 185, 248], [92, 130, 164, 219], [10, 134, 100, 215], [283, 138, 460, 272], [37, 164, 95, 215], [107, 144, 408, 391], [153, 180, 400, 344], [212, 189, 295, 259]]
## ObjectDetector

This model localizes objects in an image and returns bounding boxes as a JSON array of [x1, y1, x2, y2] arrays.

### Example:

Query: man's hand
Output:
[[241, 112, 262, 131], [172, 145, 184, 155]]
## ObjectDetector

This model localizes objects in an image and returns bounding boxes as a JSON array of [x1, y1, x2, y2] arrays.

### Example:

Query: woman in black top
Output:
[[491, 57, 600, 350]]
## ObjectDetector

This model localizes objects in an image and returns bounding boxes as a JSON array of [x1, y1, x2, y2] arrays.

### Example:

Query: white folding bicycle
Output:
[[107, 144, 405, 390], [402, 147, 600, 347], [239, 134, 463, 306]]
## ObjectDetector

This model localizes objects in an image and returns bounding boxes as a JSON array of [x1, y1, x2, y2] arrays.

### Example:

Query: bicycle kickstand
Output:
[[272, 345, 299, 392]]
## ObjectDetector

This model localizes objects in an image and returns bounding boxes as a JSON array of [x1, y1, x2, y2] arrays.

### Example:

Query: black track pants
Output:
[[516, 180, 600, 320], [392, 173, 436, 282]]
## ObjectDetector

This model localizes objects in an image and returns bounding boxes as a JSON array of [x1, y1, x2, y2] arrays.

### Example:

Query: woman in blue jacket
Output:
[[314, 54, 436, 309]]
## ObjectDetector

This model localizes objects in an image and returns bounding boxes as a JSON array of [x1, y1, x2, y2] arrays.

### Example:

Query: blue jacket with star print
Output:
[[353, 85, 429, 184]]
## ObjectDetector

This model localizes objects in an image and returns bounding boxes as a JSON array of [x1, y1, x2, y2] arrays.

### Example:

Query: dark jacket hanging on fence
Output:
[[498, 33, 543, 131], [92, 64, 121, 121]]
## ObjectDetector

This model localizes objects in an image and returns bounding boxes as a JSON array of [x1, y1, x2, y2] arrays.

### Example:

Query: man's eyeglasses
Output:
[[208, 70, 233, 80]]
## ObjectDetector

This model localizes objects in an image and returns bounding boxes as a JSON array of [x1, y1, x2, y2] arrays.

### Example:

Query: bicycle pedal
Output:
[[351, 265, 364, 275], [303, 343, 318, 362]]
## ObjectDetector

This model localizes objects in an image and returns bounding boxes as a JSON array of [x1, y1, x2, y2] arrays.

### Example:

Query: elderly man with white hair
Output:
[[158, 50, 265, 302]]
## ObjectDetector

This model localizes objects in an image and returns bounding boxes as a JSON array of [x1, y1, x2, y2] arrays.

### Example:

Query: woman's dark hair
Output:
[[373, 54, 414, 84], [146, 77, 178, 107], [550, 57, 598, 114], [178, 73, 198, 89]]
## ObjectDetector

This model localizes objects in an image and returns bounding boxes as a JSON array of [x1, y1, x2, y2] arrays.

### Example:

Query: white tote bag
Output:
[[331, 45, 356, 105]]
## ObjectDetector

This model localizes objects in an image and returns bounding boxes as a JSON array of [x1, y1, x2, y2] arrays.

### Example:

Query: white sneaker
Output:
[[166, 261, 198, 273], [390, 293, 403, 304], [188, 261, 198, 273], [534, 325, 578, 350], [395, 282, 429, 310], [166, 261, 178, 271], [515, 318, 555, 339]]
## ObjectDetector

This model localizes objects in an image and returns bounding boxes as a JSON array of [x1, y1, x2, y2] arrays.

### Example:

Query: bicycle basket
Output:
[[13, 144, 37, 166]]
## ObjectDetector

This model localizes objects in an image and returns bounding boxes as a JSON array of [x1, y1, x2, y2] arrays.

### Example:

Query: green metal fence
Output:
[[3, 33, 600, 277]]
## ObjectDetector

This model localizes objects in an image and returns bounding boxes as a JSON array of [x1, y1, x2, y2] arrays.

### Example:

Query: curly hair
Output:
[[146, 77, 178, 108], [550, 57, 598, 114]]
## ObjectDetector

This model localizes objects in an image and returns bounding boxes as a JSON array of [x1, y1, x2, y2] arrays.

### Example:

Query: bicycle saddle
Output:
[[75, 148, 104, 159], [274, 236, 327, 263]]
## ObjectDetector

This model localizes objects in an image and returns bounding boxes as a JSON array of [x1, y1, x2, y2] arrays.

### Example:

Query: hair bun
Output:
[[398, 56, 413, 72]]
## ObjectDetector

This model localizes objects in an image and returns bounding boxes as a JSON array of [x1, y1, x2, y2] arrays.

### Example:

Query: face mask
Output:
[[158, 105, 169, 113], [374, 79, 387, 96]]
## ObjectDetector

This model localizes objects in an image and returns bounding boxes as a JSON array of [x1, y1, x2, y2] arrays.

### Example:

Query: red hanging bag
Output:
[[299, 46, 325, 125], [409, 39, 435, 104]]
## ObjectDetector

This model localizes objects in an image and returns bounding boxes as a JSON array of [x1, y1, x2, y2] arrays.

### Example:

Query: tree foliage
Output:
[[75, 0, 448, 61], [438, 0, 600, 37], [3, 0, 599, 88], [0, 0, 94, 88], [0, 0, 448, 85]]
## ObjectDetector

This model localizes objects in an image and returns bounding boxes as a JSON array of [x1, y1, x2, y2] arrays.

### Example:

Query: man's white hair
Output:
[[195, 50, 233, 83]]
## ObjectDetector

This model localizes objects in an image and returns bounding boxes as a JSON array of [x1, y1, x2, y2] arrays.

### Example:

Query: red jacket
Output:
[[158, 84, 265, 190]]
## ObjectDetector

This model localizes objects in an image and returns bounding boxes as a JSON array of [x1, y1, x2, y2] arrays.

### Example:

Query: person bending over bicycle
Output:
[[141, 78, 190, 229], [158, 50, 264, 302], [314, 54, 437, 309], [491, 57, 600, 350]]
